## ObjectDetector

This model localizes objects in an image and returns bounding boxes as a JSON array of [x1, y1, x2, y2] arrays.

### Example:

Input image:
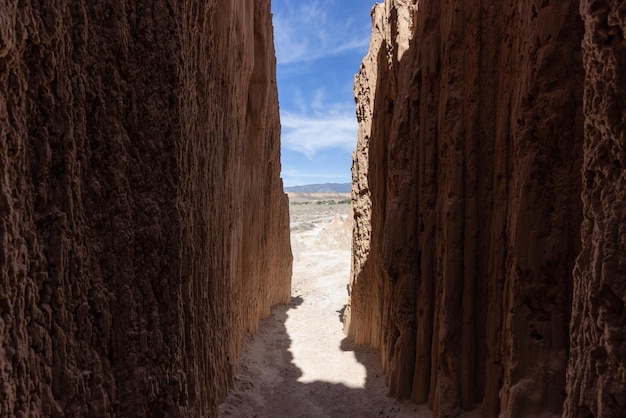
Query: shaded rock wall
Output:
[[565, 0, 626, 415], [0, 0, 291, 417], [346, 0, 588, 416]]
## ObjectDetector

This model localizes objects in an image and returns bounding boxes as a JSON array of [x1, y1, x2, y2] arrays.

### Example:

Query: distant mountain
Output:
[[285, 183, 351, 193]]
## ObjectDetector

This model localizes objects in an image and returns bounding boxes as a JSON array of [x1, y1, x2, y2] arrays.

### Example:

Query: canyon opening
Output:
[[1, 1, 625, 418]]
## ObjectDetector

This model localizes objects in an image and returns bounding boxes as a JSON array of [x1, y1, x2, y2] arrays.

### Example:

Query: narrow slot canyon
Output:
[[219, 198, 431, 417], [1, 1, 625, 418]]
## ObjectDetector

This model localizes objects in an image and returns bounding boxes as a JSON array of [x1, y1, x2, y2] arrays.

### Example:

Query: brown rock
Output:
[[564, 1, 626, 416], [346, 0, 585, 416], [0, 1, 291, 417]]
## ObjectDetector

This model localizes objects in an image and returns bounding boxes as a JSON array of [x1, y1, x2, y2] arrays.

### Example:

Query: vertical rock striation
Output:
[[0, 0, 291, 417], [346, 0, 586, 416], [565, 1, 626, 416]]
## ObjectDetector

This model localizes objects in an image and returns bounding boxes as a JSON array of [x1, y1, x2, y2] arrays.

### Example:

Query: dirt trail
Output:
[[218, 203, 431, 417]]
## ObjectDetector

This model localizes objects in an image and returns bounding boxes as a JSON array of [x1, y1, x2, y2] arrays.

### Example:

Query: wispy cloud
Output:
[[281, 169, 348, 180], [273, 0, 367, 187], [272, 0, 370, 65], [280, 94, 357, 158]]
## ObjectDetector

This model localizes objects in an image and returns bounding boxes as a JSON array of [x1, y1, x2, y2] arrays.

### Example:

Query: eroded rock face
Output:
[[346, 0, 587, 416], [0, 1, 291, 416], [565, 1, 626, 415]]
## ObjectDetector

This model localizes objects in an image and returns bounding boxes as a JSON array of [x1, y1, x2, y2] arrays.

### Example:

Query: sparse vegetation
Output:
[[288, 193, 352, 229], [290, 222, 316, 231], [290, 199, 350, 206]]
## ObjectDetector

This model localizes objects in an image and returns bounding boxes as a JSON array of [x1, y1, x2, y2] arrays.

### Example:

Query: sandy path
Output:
[[218, 205, 432, 418]]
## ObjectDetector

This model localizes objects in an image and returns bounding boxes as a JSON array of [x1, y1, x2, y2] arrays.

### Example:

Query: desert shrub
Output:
[[291, 222, 316, 231]]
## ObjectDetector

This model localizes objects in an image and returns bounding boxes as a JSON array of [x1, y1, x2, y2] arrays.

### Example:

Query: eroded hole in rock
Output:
[[530, 329, 544, 341]]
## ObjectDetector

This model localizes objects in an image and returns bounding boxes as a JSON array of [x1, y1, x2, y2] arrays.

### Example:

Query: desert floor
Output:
[[218, 194, 432, 417]]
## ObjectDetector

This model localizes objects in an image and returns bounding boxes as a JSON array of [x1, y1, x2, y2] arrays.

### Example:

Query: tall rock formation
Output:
[[346, 0, 588, 416], [565, 0, 626, 415], [0, 1, 291, 417]]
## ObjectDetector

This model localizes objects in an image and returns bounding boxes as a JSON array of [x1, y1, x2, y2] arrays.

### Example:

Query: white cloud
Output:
[[280, 99, 357, 158], [272, 0, 370, 65], [281, 169, 348, 180]]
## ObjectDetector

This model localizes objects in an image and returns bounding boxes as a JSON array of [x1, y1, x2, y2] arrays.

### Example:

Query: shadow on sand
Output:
[[218, 295, 430, 418]]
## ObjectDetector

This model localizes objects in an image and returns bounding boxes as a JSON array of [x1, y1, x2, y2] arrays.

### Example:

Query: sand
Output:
[[218, 200, 433, 417]]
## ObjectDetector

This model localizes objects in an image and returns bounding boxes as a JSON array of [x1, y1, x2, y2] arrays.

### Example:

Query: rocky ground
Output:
[[218, 193, 433, 417]]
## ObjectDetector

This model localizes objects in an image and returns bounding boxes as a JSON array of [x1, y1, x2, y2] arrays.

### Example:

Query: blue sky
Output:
[[271, 0, 373, 187]]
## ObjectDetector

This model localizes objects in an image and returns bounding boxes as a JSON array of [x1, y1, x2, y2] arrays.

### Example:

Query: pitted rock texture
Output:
[[345, 0, 586, 417], [0, 1, 291, 417], [564, 0, 626, 416]]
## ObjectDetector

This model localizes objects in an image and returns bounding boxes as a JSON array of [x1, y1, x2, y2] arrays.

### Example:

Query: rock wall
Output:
[[565, 0, 626, 416], [346, 0, 589, 416], [0, 0, 291, 417]]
